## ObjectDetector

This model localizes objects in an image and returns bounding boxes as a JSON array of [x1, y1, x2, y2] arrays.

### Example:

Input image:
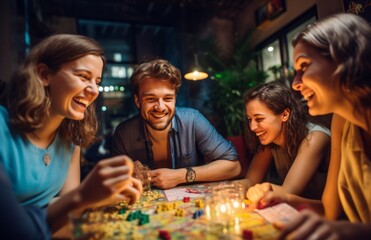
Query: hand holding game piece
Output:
[[77, 155, 142, 207]]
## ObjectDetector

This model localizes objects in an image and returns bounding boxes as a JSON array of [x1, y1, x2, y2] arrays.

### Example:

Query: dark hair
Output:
[[6, 34, 106, 147], [244, 82, 308, 160], [293, 13, 371, 128], [130, 59, 182, 96]]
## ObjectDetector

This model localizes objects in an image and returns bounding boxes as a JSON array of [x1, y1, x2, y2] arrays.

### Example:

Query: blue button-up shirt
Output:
[[112, 107, 238, 169]]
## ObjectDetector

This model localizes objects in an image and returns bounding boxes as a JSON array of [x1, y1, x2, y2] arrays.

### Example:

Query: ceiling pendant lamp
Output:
[[184, 54, 208, 81]]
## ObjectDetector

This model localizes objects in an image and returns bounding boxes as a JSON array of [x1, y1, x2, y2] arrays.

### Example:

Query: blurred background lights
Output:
[[113, 53, 122, 62], [99, 85, 125, 92]]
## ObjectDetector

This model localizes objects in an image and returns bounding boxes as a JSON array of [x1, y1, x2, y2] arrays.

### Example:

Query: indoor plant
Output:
[[199, 31, 268, 137]]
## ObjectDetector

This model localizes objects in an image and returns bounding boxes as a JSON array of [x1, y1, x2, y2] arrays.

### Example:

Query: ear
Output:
[[282, 108, 290, 122], [36, 63, 50, 87], [134, 94, 140, 108]]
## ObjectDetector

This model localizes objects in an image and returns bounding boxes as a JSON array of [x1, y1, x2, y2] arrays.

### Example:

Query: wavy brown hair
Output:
[[130, 59, 182, 96], [293, 13, 371, 130], [6, 34, 106, 147], [244, 82, 308, 160]]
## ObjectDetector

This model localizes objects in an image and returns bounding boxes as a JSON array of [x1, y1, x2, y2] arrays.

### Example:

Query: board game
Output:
[[70, 183, 290, 240]]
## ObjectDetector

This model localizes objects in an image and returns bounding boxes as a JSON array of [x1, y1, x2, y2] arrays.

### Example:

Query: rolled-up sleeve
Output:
[[193, 110, 239, 161]]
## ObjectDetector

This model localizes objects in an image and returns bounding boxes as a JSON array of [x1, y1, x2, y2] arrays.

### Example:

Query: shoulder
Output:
[[307, 122, 331, 136], [175, 107, 208, 122], [174, 107, 210, 126], [0, 106, 11, 135], [0, 105, 8, 120], [175, 107, 202, 117]]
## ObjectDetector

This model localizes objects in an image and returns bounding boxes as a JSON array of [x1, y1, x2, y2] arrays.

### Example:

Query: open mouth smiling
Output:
[[151, 112, 167, 118], [73, 97, 89, 108], [256, 131, 267, 137], [302, 91, 314, 101]]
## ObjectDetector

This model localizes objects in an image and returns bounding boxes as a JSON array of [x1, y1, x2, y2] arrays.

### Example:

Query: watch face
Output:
[[186, 168, 196, 182]]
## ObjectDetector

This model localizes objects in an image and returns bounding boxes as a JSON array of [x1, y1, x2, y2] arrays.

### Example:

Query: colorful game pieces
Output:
[[159, 230, 171, 240], [126, 210, 150, 225], [118, 208, 127, 215], [138, 214, 150, 226], [192, 209, 204, 219], [175, 208, 185, 217], [242, 229, 253, 239], [194, 199, 204, 208]]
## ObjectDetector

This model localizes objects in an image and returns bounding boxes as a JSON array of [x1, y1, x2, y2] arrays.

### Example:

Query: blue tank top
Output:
[[0, 106, 74, 207]]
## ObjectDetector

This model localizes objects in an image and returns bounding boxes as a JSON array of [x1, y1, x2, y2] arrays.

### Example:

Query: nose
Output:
[[85, 83, 99, 97], [154, 99, 165, 111], [249, 120, 258, 131], [292, 70, 303, 91]]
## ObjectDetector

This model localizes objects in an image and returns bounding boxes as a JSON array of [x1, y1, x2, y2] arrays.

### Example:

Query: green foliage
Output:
[[200, 31, 268, 136]]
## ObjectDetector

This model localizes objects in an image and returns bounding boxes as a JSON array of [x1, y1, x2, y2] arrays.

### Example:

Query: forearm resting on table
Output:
[[194, 160, 240, 182]]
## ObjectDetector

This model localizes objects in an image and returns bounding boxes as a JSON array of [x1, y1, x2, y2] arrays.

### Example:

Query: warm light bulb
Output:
[[184, 70, 208, 81]]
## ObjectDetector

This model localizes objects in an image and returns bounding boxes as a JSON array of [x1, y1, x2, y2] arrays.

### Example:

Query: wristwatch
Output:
[[185, 167, 196, 183]]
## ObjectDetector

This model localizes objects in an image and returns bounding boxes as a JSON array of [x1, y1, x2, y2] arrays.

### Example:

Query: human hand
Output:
[[247, 186, 288, 210], [77, 155, 137, 206], [150, 168, 184, 189], [246, 182, 272, 202], [275, 209, 341, 240], [114, 177, 143, 205]]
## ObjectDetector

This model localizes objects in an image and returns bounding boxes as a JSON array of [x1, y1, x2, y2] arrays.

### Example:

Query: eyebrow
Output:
[[142, 93, 176, 97], [74, 69, 102, 80], [247, 113, 265, 118], [294, 53, 308, 64]]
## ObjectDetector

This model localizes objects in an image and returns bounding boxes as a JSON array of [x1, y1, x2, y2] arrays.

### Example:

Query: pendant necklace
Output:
[[29, 132, 54, 166], [43, 150, 52, 166], [34, 146, 52, 166]]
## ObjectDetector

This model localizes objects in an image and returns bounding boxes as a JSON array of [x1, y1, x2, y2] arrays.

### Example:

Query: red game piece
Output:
[[257, 202, 265, 209], [183, 196, 190, 203], [159, 230, 171, 240], [242, 229, 253, 239]]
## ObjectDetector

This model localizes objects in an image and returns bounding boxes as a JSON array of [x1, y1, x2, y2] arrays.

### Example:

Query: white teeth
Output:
[[304, 92, 314, 100], [74, 98, 89, 107], [256, 131, 266, 136]]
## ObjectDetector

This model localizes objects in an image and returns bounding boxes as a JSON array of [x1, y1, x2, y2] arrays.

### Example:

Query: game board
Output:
[[71, 184, 286, 240]]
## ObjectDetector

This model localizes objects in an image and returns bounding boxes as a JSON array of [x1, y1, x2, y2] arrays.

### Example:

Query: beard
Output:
[[144, 117, 173, 131], [140, 107, 175, 131]]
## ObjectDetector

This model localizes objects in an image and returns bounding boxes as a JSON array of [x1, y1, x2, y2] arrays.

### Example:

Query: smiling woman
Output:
[[39, 54, 103, 121], [0, 34, 142, 233], [236, 81, 331, 201], [258, 13, 371, 240]]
